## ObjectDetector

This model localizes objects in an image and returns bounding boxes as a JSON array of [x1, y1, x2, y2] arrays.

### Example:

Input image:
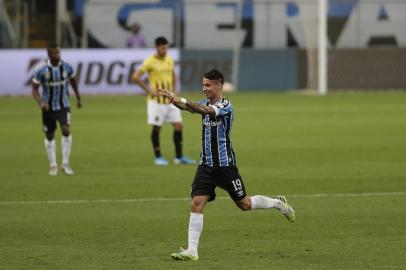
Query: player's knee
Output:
[[236, 200, 251, 211], [190, 199, 204, 213], [173, 122, 183, 131], [45, 132, 55, 140], [62, 126, 70, 136], [190, 199, 202, 208]]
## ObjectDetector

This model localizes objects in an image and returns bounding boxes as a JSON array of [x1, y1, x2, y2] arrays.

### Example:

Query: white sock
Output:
[[250, 195, 281, 210], [44, 139, 57, 167], [187, 212, 203, 257], [61, 135, 72, 165]]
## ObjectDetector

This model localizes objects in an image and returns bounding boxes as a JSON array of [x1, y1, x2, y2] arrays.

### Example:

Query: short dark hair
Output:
[[203, 69, 224, 85], [47, 43, 59, 51], [155, 36, 169, 46]]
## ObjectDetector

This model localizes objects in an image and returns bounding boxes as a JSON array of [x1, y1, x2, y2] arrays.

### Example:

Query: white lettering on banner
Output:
[[84, 0, 406, 49], [254, 1, 321, 49], [127, 10, 173, 48], [184, 0, 245, 48], [85, 0, 173, 48], [86, 5, 128, 48], [337, 3, 406, 48], [254, 2, 283, 48], [0, 49, 180, 95]]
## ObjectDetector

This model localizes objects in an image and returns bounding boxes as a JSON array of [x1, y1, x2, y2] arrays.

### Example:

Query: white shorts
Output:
[[147, 99, 182, 126]]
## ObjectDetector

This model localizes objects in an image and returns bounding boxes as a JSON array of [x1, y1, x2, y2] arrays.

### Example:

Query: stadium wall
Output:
[[296, 48, 406, 90], [81, 0, 406, 49], [0, 49, 180, 95], [1, 48, 406, 96], [328, 48, 406, 90], [180, 49, 298, 91], [0, 48, 298, 95]]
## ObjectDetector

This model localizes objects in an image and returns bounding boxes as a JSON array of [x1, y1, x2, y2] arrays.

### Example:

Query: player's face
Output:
[[47, 48, 61, 64], [156, 44, 168, 57], [202, 78, 221, 99]]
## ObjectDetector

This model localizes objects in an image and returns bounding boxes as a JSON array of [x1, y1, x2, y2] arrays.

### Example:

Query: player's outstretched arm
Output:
[[184, 101, 216, 116], [158, 89, 192, 112], [159, 89, 215, 116]]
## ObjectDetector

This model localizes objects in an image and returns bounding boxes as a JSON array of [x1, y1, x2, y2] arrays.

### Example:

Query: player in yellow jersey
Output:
[[133, 36, 195, 165]]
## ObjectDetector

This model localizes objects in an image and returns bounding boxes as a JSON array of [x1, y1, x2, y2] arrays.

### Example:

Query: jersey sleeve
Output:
[[210, 99, 233, 117], [32, 63, 45, 84], [65, 62, 75, 78], [139, 57, 152, 73]]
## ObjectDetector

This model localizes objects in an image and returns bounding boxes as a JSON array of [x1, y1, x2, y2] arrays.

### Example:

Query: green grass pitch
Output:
[[0, 92, 405, 269]]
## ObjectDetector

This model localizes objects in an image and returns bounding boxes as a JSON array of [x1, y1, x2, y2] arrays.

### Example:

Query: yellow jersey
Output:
[[139, 54, 174, 104]]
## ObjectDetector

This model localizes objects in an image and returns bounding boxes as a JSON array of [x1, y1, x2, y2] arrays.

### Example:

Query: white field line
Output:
[[0, 192, 404, 206]]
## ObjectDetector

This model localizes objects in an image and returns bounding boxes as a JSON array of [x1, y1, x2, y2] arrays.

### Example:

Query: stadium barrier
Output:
[[1, 48, 405, 95], [0, 49, 180, 95], [181, 49, 298, 91], [328, 48, 406, 90]]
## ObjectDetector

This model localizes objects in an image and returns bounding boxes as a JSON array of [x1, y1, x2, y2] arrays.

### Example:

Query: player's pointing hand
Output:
[[158, 88, 174, 101]]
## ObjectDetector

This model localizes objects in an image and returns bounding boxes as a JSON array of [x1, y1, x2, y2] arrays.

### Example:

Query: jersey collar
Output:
[[208, 97, 223, 105], [47, 59, 62, 67]]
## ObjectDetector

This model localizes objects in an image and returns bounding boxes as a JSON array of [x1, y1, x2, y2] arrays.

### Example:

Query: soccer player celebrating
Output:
[[159, 69, 295, 261], [132, 36, 195, 166], [32, 45, 82, 176]]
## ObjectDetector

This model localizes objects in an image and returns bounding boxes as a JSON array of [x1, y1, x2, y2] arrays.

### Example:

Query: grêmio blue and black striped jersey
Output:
[[198, 98, 236, 167], [32, 59, 75, 112]]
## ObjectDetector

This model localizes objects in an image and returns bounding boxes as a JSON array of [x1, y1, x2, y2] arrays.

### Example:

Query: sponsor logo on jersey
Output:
[[203, 119, 222, 127]]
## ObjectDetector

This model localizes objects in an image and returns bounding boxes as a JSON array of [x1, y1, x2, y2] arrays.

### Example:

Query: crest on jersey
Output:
[[62, 70, 67, 78], [44, 71, 50, 80], [216, 99, 228, 109]]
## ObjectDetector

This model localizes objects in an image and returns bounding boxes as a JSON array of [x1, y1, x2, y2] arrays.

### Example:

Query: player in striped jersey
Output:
[[32, 45, 82, 176], [133, 36, 194, 166], [160, 69, 295, 261]]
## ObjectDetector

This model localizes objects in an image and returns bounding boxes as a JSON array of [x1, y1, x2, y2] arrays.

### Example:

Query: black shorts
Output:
[[42, 108, 71, 133], [191, 165, 247, 202]]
